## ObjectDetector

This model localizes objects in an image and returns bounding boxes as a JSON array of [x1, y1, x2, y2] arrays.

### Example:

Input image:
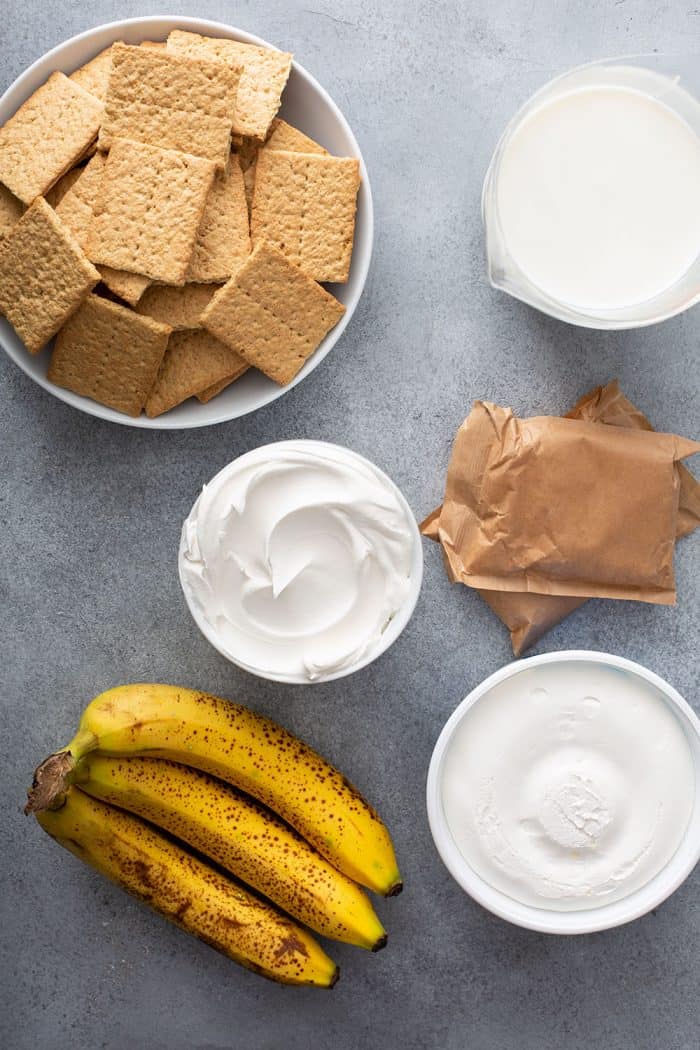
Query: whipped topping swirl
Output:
[[179, 441, 417, 681]]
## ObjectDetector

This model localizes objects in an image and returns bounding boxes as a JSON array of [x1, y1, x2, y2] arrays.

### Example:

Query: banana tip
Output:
[[386, 880, 403, 898], [372, 933, 388, 953], [329, 966, 340, 989]]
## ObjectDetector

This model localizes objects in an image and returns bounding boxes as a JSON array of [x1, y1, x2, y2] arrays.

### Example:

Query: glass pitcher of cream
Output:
[[482, 56, 700, 329]]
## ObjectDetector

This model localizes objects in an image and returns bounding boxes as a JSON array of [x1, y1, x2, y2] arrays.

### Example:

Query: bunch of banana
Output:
[[27, 683, 402, 987]]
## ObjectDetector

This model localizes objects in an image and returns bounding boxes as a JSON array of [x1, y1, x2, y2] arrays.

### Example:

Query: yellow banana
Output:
[[75, 753, 387, 950], [34, 788, 339, 988], [28, 683, 402, 896]]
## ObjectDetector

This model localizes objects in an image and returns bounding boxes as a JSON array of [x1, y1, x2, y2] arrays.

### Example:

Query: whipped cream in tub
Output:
[[440, 660, 695, 911], [179, 441, 419, 682]]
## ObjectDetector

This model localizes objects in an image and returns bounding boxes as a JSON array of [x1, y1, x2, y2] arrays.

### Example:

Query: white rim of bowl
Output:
[[0, 16, 374, 428], [426, 649, 700, 934], [178, 439, 423, 684]]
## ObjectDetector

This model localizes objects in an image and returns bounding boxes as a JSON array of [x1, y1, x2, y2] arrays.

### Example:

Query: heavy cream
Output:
[[441, 662, 695, 911], [495, 83, 700, 310], [179, 441, 416, 681]]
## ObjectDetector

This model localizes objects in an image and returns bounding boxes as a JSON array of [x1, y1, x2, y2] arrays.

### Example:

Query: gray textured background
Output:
[[2, 2, 699, 1048]]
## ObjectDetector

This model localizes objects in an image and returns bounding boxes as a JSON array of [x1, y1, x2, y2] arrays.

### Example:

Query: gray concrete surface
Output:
[[2, 2, 699, 1048]]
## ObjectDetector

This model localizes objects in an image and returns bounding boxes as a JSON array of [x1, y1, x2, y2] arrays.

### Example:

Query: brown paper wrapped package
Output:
[[423, 382, 700, 654]]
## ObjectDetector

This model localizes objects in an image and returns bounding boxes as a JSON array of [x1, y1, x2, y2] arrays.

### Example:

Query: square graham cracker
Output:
[[136, 282, 220, 329], [48, 294, 170, 416], [98, 268, 151, 306], [86, 139, 216, 285], [55, 152, 107, 246], [70, 46, 114, 101], [201, 244, 345, 385], [0, 72, 102, 204], [0, 183, 23, 238], [55, 153, 152, 304], [44, 166, 84, 209], [251, 149, 360, 283], [265, 119, 328, 155], [187, 160, 250, 282], [0, 197, 99, 354], [69, 41, 164, 101], [167, 31, 292, 141], [197, 371, 245, 402], [99, 43, 240, 170], [145, 329, 248, 417], [238, 120, 326, 223]]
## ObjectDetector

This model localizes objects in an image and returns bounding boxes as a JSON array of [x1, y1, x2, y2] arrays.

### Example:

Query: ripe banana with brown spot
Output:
[[74, 753, 387, 950], [28, 683, 402, 896], [34, 787, 339, 987]]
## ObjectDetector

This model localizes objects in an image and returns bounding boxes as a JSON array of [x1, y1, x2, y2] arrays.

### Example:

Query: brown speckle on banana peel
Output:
[[66, 684, 403, 896], [35, 789, 340, 988], [78, 754, 388, 950]]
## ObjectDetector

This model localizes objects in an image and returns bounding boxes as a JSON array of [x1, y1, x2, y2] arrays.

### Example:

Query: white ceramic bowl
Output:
[[0, 16, 373, 428], [178, 440, 423, 684], [427, 651, 700, 934]]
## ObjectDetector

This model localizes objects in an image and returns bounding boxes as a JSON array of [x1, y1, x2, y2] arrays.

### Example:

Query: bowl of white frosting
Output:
[[179, 440, 422, 683], [427, 651, 700, 933]]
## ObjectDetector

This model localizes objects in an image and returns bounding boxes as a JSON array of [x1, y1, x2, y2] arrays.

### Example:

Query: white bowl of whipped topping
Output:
[[427, 651, 700, 934], [178, 440, 422, 683]]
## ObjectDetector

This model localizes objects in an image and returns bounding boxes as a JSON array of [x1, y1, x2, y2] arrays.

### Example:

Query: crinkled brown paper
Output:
[[422, 381, 700, 654]]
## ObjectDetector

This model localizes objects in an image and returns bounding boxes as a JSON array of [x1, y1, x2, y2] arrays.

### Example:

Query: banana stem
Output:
[[25, 729, 98, 814]]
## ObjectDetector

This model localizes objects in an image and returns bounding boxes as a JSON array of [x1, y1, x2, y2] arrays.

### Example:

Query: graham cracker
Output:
[[0, 183, 23, 238], [243, 160, 256, 219], [70, 46, 113, 101], [187, 160, 250, 282], [238, 121, 326, 223], [201, 244, 345, 385], [0, 197, 99, 354], [234, 119, 324, 166], [265, 118, 327, 155], [99, 43, 240, 169], [98, 268, 151, 306], [167, 30, 292, 141], [251, 149, 360, 282], [234, 135, 259, 172], [136, 282, 220, 329], [196, 370, 246, 402], [145, 328, 248, 417], [55, 153, 152, 304], [55, 152, 107, 246], [44, 166, 84, 209], [0, 72, 102, 204], [86, 138, 216, 285], [70, 43, 179, 107], [48, 294, 170, 416]]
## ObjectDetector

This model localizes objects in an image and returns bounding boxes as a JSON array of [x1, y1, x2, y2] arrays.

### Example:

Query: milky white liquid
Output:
[[496, 85, 700, 310], [441, 662, 695, 911]]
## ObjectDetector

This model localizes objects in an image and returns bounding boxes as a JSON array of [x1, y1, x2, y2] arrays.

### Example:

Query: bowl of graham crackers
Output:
[[0, 16, 372, 427]]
